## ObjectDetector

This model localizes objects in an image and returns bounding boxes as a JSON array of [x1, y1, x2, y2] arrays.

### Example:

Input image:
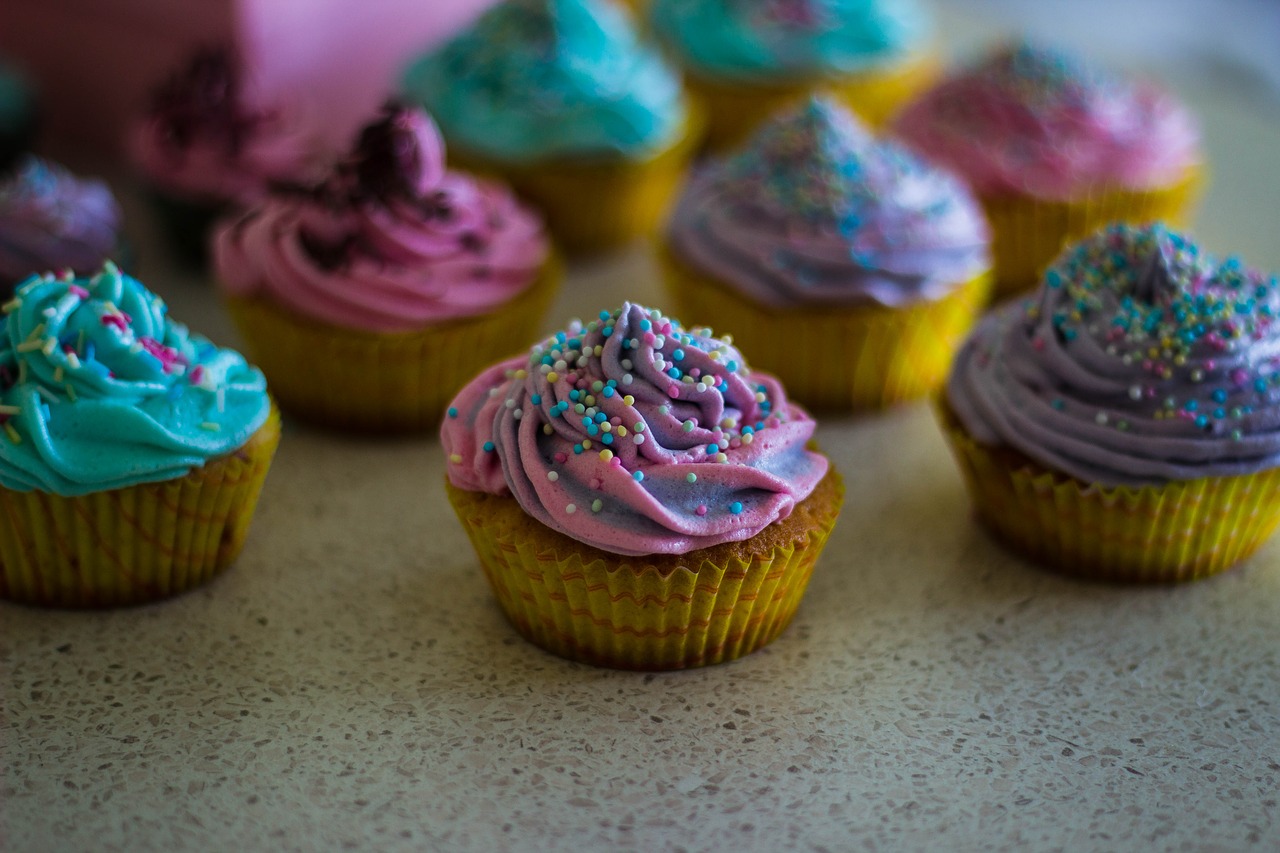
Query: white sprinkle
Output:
[[41, 338, 58, 356], [633, 433, 645, 445], [216, 387, 226, 413], [1096, 412, 1109, 425], [512, 409, 523, 420], [505, 398, 516, 408], [37, 386, 58, 404], [565, 503, 576, 514], [622, 374, 633, 385], [1129, 385, 1143, 400], [547, 471, 559, 482], [621, 359, 633, 370], [201, 422, 221, 432]]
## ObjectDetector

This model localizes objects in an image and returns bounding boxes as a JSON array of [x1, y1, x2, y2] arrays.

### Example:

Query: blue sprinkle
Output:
[[1211, 389, 1227, 403], [574, 444, 584, 455], [1214, 407, 1226, 418], [529, 395, 541, 405], [707, 443, 720, 454], [602, 433, 614, 445], [601, 325, 613, 338], [599, 310, 611, 321], [633, 470, 644, 482], [166, 383, 184, 401], [483, 441, 495, 452], [640, 319, 652, 331], [582, 416, 593, 427], [594, 412, 608, 423], [727, 360, 739, 372], [741, 426, 754, 435], [587, 424, 599, 436], [667, 367, 681, 379], [602, 386, 615, 398], [1185, 400, 1198, 412], [1255, 379, 1269, 393], [447, 407, 459, 418], [729, 502, 743, 515], [673, 349, 685, 361], [1195, 415, 1209, 428], [569, 390, 580, 401], [606, 379, 617, 388], [718, 382, 728, 393]]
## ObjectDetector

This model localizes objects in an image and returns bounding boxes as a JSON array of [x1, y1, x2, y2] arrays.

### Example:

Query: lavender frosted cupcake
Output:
[[0, 155, 126, 294], [941, 223, 1280, 583], [661, 97, 990, 410]]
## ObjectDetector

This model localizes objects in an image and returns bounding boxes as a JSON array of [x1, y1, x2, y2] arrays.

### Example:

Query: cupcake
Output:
[[442, 302, 843, 670], [0, 263, 280, 607], [894, 42, 1203, 297], [214, 104, 558, 432], [650, 0, 937, 152], [662, 97, 991, 411], [0, 59, 36, 172], [131, 47, 320, 266], [940, 224, 1280, 583], [0, 155, 128, 294], [401, 0, 701, 255]]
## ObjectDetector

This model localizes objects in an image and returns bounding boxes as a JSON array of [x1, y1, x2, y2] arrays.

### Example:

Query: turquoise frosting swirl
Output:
[[650, 0, 929, 82], [401, 0, 687, 163], [0, 263, 271, 495]]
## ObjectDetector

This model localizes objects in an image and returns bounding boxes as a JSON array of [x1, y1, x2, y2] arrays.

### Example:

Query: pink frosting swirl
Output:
[[893, 43, 1200, 199], [213, 106, 549, 332], [130, 48, 322, 204], [442, 303, 830, 557]]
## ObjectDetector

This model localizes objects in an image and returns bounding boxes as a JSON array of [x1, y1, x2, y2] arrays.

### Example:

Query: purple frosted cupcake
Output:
[[0, 155, 126, 293]]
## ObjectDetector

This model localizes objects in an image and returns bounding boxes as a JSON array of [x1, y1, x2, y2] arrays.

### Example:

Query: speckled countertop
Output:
[[4, 12, 1280, 853]]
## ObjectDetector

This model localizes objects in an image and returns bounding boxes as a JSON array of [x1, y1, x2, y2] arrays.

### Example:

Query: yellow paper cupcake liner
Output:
[[449, 112, 705, 256], [661, 246, 992, 411], [936, 402, 1280, 583], [223, 256, 560, 432], [0, 406, 281, 608], [445, 471, 843, 670], [984, 166, 1204, 298], [684, 51, 940, 154]]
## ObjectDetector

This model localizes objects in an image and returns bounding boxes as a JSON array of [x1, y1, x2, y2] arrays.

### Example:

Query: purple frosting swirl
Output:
[[0, 156, 123, 289], [666, 97, 989, 308], [947, 224, 1280, 486]]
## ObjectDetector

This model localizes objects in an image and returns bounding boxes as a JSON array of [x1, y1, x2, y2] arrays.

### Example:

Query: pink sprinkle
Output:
[[68, 285, 89, 299], [610, 457, 623, 468], [1232, 369, 1250, 386], [189, 365, 205, 385], [695, 505, 708, 516], [766, 416, 781, 429], [642, 332, 656, 345], [99, 314, 128, 331], [139, 336, 188, 374], [729, 438, 741, 448], [589, 477, 602, 489], [668, 384, 681, 398], [1031, 337, 1045, 351], [689, 368, 701, 378], [610, 416, 621, 426], [660, 322, 672, 335], [554, 452, 568, 463]]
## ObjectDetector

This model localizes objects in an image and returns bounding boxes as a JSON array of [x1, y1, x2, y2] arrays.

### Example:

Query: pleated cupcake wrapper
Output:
[[983, 167, 1204, 298], [685, 51, 940, 154], [445, 481, 841, 670], [223, 256, 560, 432], [0, 406, 281, 608], [935, 404, 1280, 583], [660, 246, 991, 411], [449, 111, 704, 256]]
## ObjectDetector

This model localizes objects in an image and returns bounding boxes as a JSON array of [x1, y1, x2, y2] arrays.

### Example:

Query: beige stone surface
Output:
[[4, 9, 1280, 852]]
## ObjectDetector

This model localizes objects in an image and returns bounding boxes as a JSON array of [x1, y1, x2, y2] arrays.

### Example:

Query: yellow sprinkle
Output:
[[741, 433, 754, 445], [1, 297, 21, 314], [15, 339, 44, 353], [542, 424, 553, 435], [584, 395, 595, 406], [65, 352, 80, 369], [546, 371, 558, 383], [709, 351, 720, 361], [64, 384, 77, 402], [25, 322, 45, 342], [514, 369, 527, 379], [582, 439, 592, 449], [4, 424, 20, 444], [617, 426, 627, 437], [449, 454, 463, 464], [41, 338, 57, 356], [54, 367, 64, 383], [0, 405, 21, 415], [200, 422, 221, 432], [599, 449, 613, 461], [600, 422, 612, 432], [623, 395, 634, 406]]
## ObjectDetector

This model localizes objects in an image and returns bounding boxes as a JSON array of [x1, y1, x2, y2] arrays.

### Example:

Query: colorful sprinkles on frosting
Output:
[[1027, 223, 1280, 440], [453, 303, 802, 522]]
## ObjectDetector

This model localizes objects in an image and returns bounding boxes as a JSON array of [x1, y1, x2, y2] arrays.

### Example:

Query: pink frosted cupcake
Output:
[[893, 42, 1202, 295], [213, 104, 559, 432], [131, 47, 321, 266]]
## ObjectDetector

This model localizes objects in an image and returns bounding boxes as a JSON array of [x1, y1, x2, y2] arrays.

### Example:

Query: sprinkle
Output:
[[686, 473, 697, 483], [0, 405, 21, 416], [633, 433, 645, 444], [4, 424, 20, 444], [201, 422, 221, 432], [483, 441, 495, 452], [565, 504, 576, 514], [695, 504, 708, 516], [632, 470, 644, 481], [682, 419, 695, 432], [547, 471, 559, 482], [600, 449, 614, 461], [591, 499, 603, 513], [729, 502, 743, 515], [449, 453, 463, 463]]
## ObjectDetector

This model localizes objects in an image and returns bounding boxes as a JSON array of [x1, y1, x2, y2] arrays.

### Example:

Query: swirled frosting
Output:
[[442, 302, 829, 556], [0, 156, 124, 289], [667, 97, 988, 308], [893, 43, 1199, 199], [0, 263, 271, 495], [215, 105, 549, 333], [401, 0, 687, 163], [131, 48, 320, 204], [650, 0, 928, 82], [947, 224, 1280, 487]]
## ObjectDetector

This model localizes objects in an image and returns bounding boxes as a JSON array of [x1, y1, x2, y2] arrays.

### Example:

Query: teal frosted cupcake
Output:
[[649, 0, 938, 151], [401, 0, 702, 254]]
